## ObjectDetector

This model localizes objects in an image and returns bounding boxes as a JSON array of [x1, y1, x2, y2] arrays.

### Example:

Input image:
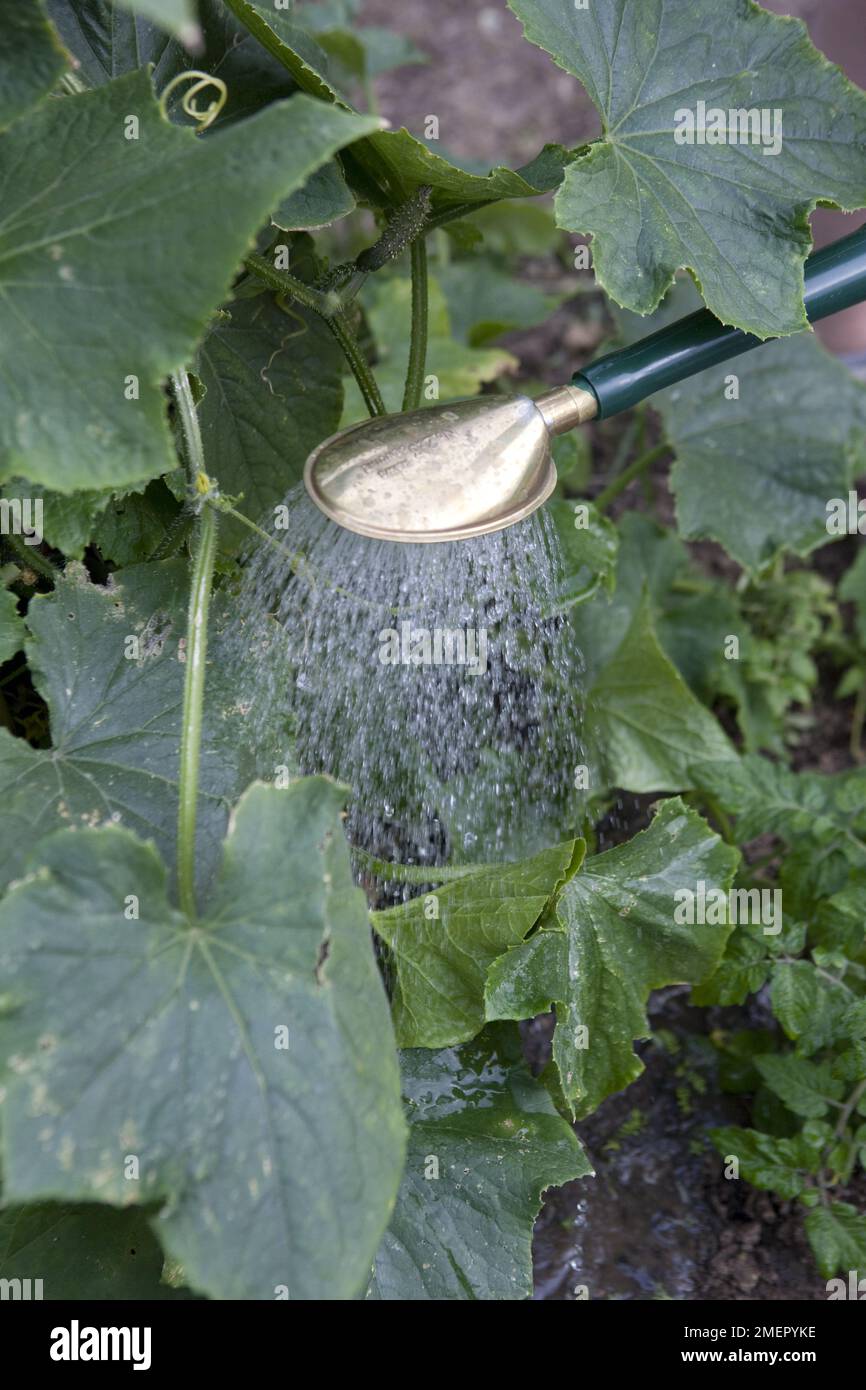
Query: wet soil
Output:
[[526, 995, 823, 1302]]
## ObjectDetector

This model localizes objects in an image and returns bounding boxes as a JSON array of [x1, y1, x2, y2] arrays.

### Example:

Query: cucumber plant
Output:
[[0, 0, 865, 1300]]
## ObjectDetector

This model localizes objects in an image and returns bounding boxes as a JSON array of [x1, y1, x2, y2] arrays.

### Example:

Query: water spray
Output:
[[230, 226, 866, 878]]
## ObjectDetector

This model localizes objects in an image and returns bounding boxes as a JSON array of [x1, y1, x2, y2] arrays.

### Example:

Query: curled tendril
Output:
[[159, 72, 228, 132]]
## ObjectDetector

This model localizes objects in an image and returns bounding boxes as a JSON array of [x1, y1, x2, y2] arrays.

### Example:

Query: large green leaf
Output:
[[582, 596, 735, 793], [660, 334, 866, 573], [0, 561, 248, 896], [562, 510, 767, 759], [225, 0, 570, 212], [372, 842, 581, 1049], [0, 481, 114, 559], [0, 1195, 188, 1299], [510, 0, 866, 336], [0, 778, 406, 1301], [486, 798, 739, 1116], [0, 70, 378, 494], [196, 290, 344, 544], [369, 1032, 590, 1300], [0, 0, 68, 131]]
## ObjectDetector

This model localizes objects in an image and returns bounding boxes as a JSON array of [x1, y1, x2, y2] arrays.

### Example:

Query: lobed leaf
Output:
[[486, 798, 739, 1116], [511, 0, 866, 337], [372, 842, 581, 1049], [369, 1032, 591, 1300], [0, 778, 406, 1300], [195, 290, 344, 546], [0, 70, 378, 493], [661, 334, 866, 573], [0, 561, 249, 896], [582, 596, 736, 792]]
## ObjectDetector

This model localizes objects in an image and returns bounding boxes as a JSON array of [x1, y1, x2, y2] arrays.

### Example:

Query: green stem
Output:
[[328, 311, 386, 417], [210, 498, 308, 576], [595, 441, 668, 511], [245, 252, 335, 316], [172, 365, 204, 480], [172, 369, 218, 920], [4, 532, 56, 579], [177, 504, 217, 920], [245, 253, 385, 417], [402, 235, 429, 412]]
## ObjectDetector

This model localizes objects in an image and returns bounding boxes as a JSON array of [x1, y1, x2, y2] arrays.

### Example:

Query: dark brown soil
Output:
[[362, 0, 600, 167]]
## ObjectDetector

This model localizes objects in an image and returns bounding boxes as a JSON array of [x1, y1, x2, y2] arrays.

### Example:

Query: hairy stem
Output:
[[328, 311, 386, 416], [402, 235, 429, 412], [245, 252, 335, 315], [4, 532, 56, 579], [172, 369, 218, 920], [595, 441, 668, 511]]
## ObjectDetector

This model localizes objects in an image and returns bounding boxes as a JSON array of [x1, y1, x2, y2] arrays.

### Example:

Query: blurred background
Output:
[[359, 0, 866, 361]]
